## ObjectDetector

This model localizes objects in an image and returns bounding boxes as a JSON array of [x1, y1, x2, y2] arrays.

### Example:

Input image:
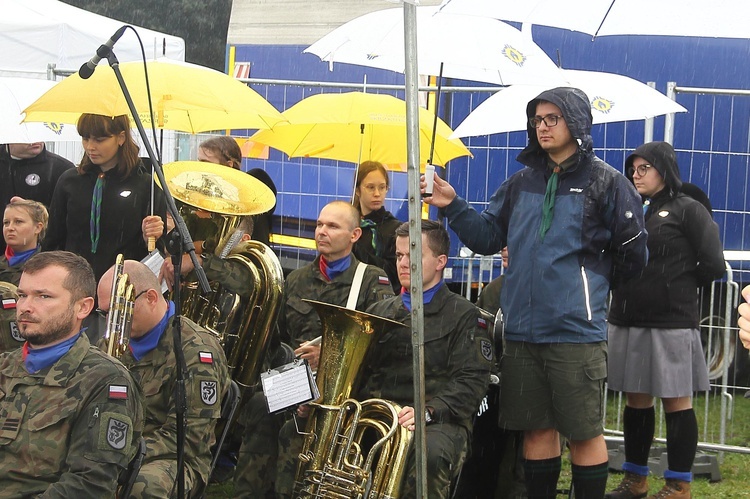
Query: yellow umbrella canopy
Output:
[[23, 59, 285, 133], [157, 161, 276, 215], [249, 91, 471, 170]]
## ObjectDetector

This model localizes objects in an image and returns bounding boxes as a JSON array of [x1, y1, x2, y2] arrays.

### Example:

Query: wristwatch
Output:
[[424, 407, 434, 425]]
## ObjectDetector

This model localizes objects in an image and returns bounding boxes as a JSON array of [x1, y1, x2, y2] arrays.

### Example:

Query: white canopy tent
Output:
[[0, 0, 185, 78]]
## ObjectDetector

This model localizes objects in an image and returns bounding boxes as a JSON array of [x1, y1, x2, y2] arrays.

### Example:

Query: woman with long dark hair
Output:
[[43, 113, 165, 280], [351, 161, 401, 292]]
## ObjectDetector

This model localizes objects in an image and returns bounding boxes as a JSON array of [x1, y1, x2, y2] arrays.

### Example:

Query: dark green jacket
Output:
[[280, 254, 394, 346], [362, 285, 494, 429]]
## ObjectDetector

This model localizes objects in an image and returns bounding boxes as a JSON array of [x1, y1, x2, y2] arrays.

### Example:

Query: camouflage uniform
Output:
[[0, 251, 39, 354], [124, 314, 230, 499], [361, 284, 494, 499], [235, 253, 393, 498], [0, 333, 144, 498]]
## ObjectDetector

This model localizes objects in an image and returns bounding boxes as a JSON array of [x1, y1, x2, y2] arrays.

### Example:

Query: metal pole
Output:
[[644, 82, 655, 143], [665, 82, 677, 144], [402, 2, 428, 497]]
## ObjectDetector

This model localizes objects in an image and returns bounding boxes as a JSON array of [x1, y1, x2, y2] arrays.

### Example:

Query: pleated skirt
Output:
[[607, 324, 710, 397]]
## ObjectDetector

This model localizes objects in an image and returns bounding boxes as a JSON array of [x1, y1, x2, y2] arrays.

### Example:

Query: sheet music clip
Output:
[[260, 358, 319, 414]]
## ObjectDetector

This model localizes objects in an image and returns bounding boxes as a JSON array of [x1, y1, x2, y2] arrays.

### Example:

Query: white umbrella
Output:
[[439, 0, 750, 39], [0, 77, 80, 143], [451, 69, 687, 138], [306, 6, 565, 86]]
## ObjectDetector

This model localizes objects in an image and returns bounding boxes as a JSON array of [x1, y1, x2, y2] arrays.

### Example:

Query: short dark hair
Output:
[[395, 219, 450, 257], [23, 251, 96, 302]]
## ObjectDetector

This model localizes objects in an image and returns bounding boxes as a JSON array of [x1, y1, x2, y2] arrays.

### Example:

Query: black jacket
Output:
[[609, 142, 725, 328], [352, 207, 402, 292], [43, 164, 166, 280]]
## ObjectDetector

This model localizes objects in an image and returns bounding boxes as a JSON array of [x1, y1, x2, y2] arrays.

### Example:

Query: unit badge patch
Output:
[[480, 339, 493, 362], [201, 380, 218, 406], [106, 417, 129, 450]]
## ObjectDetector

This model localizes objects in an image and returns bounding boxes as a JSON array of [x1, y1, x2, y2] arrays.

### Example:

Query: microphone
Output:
[[78, 26, 128, 79]]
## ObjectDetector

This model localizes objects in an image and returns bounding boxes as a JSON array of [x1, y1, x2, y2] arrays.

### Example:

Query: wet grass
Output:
[[206, 390, 750, 498]]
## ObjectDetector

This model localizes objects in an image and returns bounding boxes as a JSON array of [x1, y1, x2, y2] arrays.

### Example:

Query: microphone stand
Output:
[[104, 49, 210, 499]]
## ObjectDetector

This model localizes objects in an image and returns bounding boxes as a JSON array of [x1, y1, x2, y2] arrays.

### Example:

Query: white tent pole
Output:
[[402, 2, 428, 497]]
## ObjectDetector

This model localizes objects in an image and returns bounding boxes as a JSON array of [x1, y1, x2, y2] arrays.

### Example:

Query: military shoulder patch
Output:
[[2, 298, 16, 310], [200, 379, 219, 406], [108, 385, 128, 400], [98, 412, 132, 452], [198, 351, 213, 364], [9, 322, 23, 342], [477, 317, 488, 329], [480, 339, 493, 362], [378, 276, 390, 286]]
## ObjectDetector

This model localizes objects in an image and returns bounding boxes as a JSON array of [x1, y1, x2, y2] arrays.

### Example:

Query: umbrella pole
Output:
[[427, 63, 444, 165], [402, 3, 429, 498], [105, 49, 211, 499]]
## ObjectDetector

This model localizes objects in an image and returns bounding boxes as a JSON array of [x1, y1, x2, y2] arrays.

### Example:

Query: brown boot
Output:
[[605, 472, 649, 499], [647, 479, 691, 498]]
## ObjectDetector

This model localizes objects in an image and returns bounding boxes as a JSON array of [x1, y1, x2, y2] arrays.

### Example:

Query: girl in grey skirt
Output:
[[605, 142, 725, 499]]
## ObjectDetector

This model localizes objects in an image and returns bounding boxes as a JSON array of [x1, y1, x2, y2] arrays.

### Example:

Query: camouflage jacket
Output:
[[0, 334, 144, 498], [0, 255, 26, 287], [0, 282, 22, 355], [120, 315, 229, 489], [279, 254, 394, 346], [362, 284, 494, 428]]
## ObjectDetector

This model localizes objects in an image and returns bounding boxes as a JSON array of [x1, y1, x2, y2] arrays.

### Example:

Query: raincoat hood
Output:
[[517, 87, 594, 166], [625, 141, 682, 198]]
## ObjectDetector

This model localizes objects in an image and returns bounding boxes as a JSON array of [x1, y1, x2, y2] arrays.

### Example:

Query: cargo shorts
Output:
[[498, 340, 607, 441]]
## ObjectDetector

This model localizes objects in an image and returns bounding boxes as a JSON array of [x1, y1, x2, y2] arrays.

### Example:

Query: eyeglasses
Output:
[[362, 183, 388, 194], [627, 164, 654, 177], [529, 114, 563, 128], [95, 289, 147, 319]]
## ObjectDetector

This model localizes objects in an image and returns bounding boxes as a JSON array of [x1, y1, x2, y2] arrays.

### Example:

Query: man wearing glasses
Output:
[[97, 259, 230, 499], [423, 87, 647, 499]]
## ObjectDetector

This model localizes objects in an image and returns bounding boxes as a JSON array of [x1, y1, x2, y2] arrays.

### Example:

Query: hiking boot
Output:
[[647, 479, 691, 498], [605, 471, 649, 499]]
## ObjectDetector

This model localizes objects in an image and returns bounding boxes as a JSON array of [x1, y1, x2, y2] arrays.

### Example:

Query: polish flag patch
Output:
[[109, 385, 128, 400], [2, 299, 16, 309], [378, 276, 390, 285], [477, 317, 488, 329], [199, 351, 214, 364]]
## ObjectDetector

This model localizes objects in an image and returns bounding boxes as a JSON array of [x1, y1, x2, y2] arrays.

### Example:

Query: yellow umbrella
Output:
[[249, 91, 471, 170], [23, 58, 285, 133]]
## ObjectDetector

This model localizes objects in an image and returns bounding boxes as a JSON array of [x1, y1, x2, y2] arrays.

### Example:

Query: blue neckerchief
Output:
[[6, 246, 38, 267], [401, 280, 444, 312], [321, 255, 351, 281], [129, 301, 175, 361], [23, 331, 82, 374]]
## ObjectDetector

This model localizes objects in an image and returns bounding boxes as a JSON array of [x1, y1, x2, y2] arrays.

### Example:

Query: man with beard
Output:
[[0, 251, 144, 498]]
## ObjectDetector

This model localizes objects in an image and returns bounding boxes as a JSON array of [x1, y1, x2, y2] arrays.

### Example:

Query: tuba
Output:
[[163, 161, 283, 391], [104, 254, 135, 359], [293, 300, 413, 499]]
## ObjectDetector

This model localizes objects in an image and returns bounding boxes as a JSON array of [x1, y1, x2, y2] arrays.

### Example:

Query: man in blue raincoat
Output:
[[424, 87, 647, 498]]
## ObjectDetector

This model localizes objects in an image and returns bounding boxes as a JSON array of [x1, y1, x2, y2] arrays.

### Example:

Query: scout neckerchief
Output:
[[401, 280, 444, 312], [130, 301, 175, 361], [318, 254, 351, 282], [90, 172, 105, 253], [23, 331, 82, 374], [5, 245, 38, 267]]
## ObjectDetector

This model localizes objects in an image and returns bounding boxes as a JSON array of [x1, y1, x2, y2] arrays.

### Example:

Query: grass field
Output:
[[206, 389, 750, 497]]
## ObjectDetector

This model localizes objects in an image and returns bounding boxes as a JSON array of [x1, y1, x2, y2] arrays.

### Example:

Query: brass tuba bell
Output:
[[160, 161, 283, 391]]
